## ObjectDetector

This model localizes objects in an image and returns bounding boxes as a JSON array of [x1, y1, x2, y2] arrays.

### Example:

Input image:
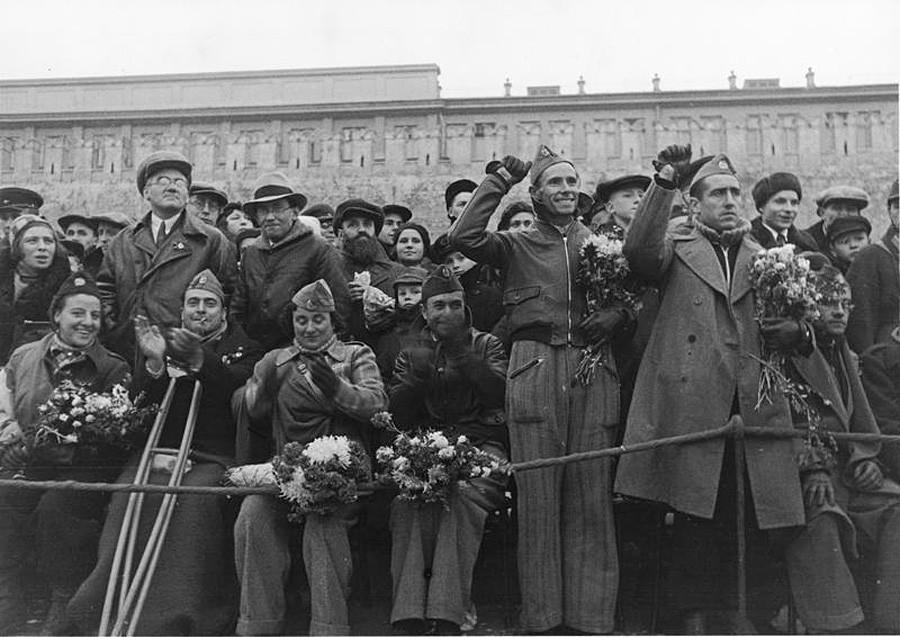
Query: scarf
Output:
[[693, 217, 751, 248], [196, 319, 228, 345], [294, 333, 337, 356], [49, 333, 91, 378]]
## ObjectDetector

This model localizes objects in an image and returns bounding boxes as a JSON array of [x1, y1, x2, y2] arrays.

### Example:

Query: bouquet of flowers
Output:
[[748, 244, 820, 406], [748, 244, 836, 469], [573, 231, 645, 385], [371, 411, 509, 508], [272, 435, 369, 521], [0, 381, 155, 478]]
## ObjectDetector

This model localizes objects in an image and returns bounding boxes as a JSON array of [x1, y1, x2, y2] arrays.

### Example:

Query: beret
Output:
[[51, 272, 102, 307], [393, 222, 431, 254], [498, 201, 535, 231]]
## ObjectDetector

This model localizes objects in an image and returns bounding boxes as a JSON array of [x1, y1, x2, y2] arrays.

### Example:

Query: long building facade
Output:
[[0, 64, 896, 232]]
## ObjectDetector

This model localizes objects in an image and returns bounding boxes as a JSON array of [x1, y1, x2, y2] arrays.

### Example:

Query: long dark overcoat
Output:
[[614, 181, 805, 529]]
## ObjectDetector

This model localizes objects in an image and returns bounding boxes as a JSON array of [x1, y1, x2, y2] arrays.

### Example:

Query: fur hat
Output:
[[752, 173, 802, 210]]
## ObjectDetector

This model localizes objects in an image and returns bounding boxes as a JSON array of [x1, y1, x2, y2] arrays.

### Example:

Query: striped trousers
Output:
[[507, 340, 619, 633]]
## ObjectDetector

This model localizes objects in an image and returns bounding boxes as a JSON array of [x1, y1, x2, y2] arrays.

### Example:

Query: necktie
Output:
[[155, 223, 167, 249], [775, 233, 786, 247]]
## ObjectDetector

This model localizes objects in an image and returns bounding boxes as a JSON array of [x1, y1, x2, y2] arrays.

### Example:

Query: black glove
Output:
[[488, 155, 532, 188], [652, 144, 693, 187], [580, 308, 627, 344], [307, 355, 341, 397], [759, 318, 803, 352]]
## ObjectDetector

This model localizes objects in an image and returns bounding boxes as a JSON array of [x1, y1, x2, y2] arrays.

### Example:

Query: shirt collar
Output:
[[761, 220, 787, 241]]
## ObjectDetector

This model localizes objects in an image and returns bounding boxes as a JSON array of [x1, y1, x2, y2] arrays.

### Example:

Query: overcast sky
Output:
[[3, 0, 897, 97]]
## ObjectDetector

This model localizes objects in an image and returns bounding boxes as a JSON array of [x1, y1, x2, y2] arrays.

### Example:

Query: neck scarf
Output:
[[294, 333, 337, 356], [694, 217, 751, 248]]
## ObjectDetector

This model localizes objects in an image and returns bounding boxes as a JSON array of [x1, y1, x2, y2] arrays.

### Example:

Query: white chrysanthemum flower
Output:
[[456, 435, 468, 445], [393, 456, 410, 471], [303, 435, 352, 466], [279, 466, 307, 503], [427, 432, 449, 448], [438, 446, 456, 459], [62, 433, 79, 444], [376, 446, 395, 463]]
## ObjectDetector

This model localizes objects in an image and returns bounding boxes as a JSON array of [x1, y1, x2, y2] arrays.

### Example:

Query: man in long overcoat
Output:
[[97, 151, 237, 363], [615, 146, 809, 631]]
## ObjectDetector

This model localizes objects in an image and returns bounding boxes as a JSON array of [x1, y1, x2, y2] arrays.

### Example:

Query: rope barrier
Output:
[[4, 423, 900, 495]]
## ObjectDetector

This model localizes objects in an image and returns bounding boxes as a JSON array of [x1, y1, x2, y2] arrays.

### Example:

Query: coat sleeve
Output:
[[243, 351, 279, 421], [332, 345, 388, 421], [448, 175, 513, 269], [861, 345, 900, 436], [96, 237, 121, 332], [623, 178, 679, 282], [212, 234, 239, 305], [197, 339, 264, 398], [229, 259, 249, 331], [388, 347, 430, 429], [843, 348, 883, 475], [845, 249, 881, 353], [469, 333, 508, 410]]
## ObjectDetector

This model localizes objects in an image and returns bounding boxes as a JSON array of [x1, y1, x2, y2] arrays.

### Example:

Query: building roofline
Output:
[[0, 63, 442, 88]]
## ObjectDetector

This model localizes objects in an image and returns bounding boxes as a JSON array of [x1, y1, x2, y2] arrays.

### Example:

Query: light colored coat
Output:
[[614, 181, 805, 529]]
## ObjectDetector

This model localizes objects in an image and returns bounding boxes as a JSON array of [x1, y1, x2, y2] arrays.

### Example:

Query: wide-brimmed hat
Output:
[[189, 183, 228, 208], [242, 172, 308, 216], [594, 175, 651, 205], [136, 150, 192, 194], [57, 213, 99, 233], [333, 198, 384, 235]]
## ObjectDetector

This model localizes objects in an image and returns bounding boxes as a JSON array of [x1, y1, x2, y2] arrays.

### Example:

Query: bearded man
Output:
[[334, 198, 404, 346]]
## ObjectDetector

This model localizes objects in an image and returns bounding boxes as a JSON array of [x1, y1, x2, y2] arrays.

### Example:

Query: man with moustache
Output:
[[96, 151, 237, 364], [749, 172, 818, 251], [334, 198, 404, 345], [230, 173, 349, 351], [449, 146, 624, 634]]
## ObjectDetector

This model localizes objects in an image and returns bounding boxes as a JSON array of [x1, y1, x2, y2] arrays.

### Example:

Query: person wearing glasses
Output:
[[186, 183, 229, 227], [96, 151, 237, 364]]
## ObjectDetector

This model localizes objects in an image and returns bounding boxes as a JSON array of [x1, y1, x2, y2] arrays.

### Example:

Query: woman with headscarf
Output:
[[0, 272, 130, 634], [392, 222, 434, 271], [0, 214, 72, 365]]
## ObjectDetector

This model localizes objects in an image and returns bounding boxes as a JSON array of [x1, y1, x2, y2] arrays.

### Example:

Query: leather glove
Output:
[[489, 155, 532, 188], [404, 347, 435, 384], [802, 470, 835, 508], [166, 327, 204, 372], [580, 308, 627, 344], [851, 460, 884, 492], [652, 144, 693, 187], [307, 354, 341, 397], [759, 318, 803, 352]]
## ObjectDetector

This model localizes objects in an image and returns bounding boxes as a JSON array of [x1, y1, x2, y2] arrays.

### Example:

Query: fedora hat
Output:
[[243, 172, 308, 216]]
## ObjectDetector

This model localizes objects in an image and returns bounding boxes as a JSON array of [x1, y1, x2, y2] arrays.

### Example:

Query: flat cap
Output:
[[136, 150, 192, 194], [383, 204, 413, 223], [393, 266, 429, 289], [816, 185, 869, 210], [333, 198, 384, 235], [826, 215, 872, 243], [94, 212, 132, 229], [189, 183, 228, 208]]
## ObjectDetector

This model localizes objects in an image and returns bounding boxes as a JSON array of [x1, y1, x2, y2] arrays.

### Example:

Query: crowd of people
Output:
[[0, 141, 897, 636]]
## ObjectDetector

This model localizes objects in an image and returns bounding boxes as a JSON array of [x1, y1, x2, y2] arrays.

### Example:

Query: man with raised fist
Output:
[[449, 146, 624, 634]]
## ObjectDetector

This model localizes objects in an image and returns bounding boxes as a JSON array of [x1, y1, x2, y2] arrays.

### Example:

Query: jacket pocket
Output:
[[507, 355, 550, 424], [503, 285, 541, 307]]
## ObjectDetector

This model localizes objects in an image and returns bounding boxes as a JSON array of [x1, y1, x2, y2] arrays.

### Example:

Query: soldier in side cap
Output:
[[386, 265, 509, 634], [96, 150, 238, 365], [0, 186, 43, 245], [445, 179, 477, 225], [749, 172, 818, 252], [846, 178, 900, 353], [449, 146, 628, 633], [804, 185, 870, 254], [233, 278, 386, 636], [56, 269, 263, 634], [186, 182, 229, 227], [230, 173, 349, 352], [615, 145, 817, 632]]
